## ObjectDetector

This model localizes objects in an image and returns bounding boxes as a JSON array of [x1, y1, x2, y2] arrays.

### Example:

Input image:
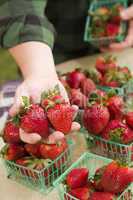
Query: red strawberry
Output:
[[68, 187, 90, 200], [104, 81, 119, 88], [106, 23, 119, 37], [125, 112, 133, 129], [25, 143, 41, 158], [83, 103, 110, 135], [47, 103, 73, 134], [3, 121, 21, 144], [66, 168, 89, 189], [107, 96, 124, 120], [69, 89, 87, 109], [89, 192, 116, 200], [96, 56, 116, 74], [20, 104, 49, 138], [40, 138, 68, 160], [1, 144, 26, 161], [66, 69, 86, 89], [81, 78, 96, 96], [102, 119, 133, 144]]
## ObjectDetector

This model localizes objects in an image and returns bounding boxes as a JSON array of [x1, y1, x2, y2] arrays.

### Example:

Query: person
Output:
[[0, 1, 133, 117]]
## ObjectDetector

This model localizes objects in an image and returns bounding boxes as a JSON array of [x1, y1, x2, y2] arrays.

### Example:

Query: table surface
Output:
[[0, 48, 133, 200]]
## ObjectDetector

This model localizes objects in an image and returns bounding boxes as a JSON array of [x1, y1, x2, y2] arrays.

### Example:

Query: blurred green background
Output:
[[0, 50, 20, 85]]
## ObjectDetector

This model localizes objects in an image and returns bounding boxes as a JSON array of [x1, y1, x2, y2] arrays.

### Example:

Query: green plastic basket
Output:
[[97, 85, 124, 96], [84, 130, 133, 165], [53, 152, 133, 200], [84, 0, 128, 48], [2, 140, 73, 194]]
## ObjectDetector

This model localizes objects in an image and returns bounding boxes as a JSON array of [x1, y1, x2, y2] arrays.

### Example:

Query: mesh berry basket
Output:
[[84, 0, 128, 48], [53, 152, 133, 200], [85, 131, 133, 165], [2, 140, 73, 193]]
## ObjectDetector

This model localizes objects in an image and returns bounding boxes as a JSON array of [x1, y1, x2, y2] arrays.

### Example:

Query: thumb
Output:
[[121, 6, 133, 20]]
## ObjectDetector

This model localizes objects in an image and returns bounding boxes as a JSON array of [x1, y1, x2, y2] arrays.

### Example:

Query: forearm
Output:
[[9, 42, 58, 80]]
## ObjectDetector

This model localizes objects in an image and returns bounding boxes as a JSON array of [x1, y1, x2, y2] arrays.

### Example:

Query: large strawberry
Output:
[[3, 119, 21, 144], [20, 97, 49, 138], [25, 143, 41, 158], [81, 78, 96, 96], [107, 96, 124, 120], [102, 120, 133, 144], [68, 187, 90, 200], [89, 192, 116, 200], [66, 69, 86, 89], [66, 168, 89, 189], [83, 103, 110, 135], [69, 89, 87, 109], [40, 138, 68, 160], [125, 112, 133, 129], [1, 144, 26, 161]]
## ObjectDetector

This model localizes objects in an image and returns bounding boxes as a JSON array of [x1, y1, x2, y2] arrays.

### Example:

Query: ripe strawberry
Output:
[[20, 104, 49, 138], [40, 139, 68, 160], [107, 96, 124, 120], [68, 187, 90, 200], [81, 78, 96, 96], [84, 68, 103, 84], [104, 81, 119, 88], [102, 119, 133, 144], [3, 121, 21, 144], [66, 168, 89, 189], [96, 56, 116, 74], [125, 112, 133, 129], [25, 143, 41, 158], [66, 69, 86, 89], [89, 192, 116, 200], [1, 144, 26, 161], [83, 103, 110, 135], [47, 103, 73, 134], [106, 23, 119, 37], [69, 89, 87, 109]]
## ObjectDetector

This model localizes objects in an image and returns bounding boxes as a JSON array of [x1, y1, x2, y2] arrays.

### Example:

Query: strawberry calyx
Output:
[[21, 96, 31, 110], [0, 144, 9, 158], [109, 127, 124, 143], [41, 85, 60, 101]]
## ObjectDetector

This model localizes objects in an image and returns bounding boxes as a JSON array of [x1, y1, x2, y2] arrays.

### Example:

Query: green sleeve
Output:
[[0, 0, 55, 49]]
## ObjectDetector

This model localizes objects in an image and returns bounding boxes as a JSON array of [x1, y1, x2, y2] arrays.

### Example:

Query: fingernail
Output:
[[120, 10, 127, 19]]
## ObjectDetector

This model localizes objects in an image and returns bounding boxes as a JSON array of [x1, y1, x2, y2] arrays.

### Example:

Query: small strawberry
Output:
[[1, 144, 26, 161], [25, 143, 41, 158], [66, 69, 86, 89], [89, 192, 116, 200], [107, 96, 124, 120], [20, 97, 49, 138], [125, 112, 133, 129], [96, 56, 116, 74], [3, 119, 21, 144], [84, 68, 103, 84], [106, 23, 119, 37], [66, 168, 89, 189], [69, 89, 87, 109], [83, 103, 110, 135], [81, 78, 96, 96], [40, 138, 68, 160], [68, 187, 90, 200]]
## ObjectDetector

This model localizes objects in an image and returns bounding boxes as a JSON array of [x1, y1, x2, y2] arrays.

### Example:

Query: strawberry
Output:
[[16, 157, 52, 183], [83, 103, 110, 135], [69, 89, 87, 109], [84, 68, 103, 84], [1, 144, 26, 161], [66, 69, 86, 89], [40, 138, 68, 160], [89, 192, 116, 200], [3, 120, 21, 144], [102, 119, 133, 144], [125, 112, 133, 129], [66, 168, 89, 189], [25, 143, 41, 158], [81, 78, 96, 96], [20, 103, 49, 138], [68, 187, 90, 200], [106, 23, 119, 37], [96, 56, 116, 74], [107, 96, 124, 120]]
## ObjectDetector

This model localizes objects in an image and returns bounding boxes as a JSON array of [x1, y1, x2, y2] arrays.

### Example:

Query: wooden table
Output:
[[0, 48, 133, 200]]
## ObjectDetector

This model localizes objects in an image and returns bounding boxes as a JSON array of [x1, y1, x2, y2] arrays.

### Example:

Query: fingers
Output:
[[19, 128, 42, 144], [121, 6, 133, 20], [58, 81, 70, 103], [71, 122, 81, 132]]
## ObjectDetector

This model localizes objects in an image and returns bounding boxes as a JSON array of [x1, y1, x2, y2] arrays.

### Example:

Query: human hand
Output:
[[101, 5, 133, 52]]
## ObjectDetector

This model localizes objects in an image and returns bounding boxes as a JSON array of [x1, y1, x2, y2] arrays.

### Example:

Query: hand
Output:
[[101, 5, 133, 52], [9, 77, 69, 116]]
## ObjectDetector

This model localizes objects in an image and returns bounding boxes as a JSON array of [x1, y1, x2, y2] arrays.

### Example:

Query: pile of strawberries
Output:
[[64, 161, 133, 200], [1, 86, 78, 182], [89, 3, 123, 39], [59, 55, 132, 110]]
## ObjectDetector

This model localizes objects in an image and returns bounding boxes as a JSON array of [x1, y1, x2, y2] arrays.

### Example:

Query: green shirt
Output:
[[0, 0, 132, 53]]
